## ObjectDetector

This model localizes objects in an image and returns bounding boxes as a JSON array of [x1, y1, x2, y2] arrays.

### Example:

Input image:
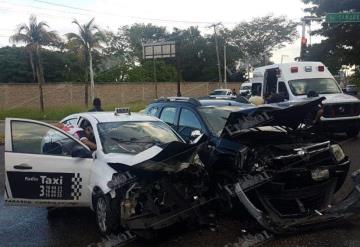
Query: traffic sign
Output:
[[326, 12, 360, 23]]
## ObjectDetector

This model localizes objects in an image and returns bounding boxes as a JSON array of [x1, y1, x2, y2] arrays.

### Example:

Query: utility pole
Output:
[[247, 64, 250, 81], [224, 45, 227, 88], [209, 23, 222, 87], [176, 41, 181, 96], [153, 55, 157, 98], [263, 53, 267, 66]]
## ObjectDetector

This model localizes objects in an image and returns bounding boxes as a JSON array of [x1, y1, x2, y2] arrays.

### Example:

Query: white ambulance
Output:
[[250, 62, 360, 137]]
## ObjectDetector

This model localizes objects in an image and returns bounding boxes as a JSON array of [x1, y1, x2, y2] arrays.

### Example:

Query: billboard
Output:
[[143, 41, 176, 59]]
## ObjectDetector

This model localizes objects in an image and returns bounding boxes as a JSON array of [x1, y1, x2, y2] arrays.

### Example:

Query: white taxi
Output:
[[3, 109, 184, 234]]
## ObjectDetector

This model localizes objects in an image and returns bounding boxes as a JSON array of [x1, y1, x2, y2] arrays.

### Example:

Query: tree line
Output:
[[302, 0, 360, 82], [0, 14, 297, 110], [1, 0, 359, 112], [1, 15, 298, 85]]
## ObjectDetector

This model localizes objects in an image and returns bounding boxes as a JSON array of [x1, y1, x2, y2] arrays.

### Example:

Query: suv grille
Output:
[[259, 179, 336, 218], [257, 141, 341, 218], [272, 141, 332, 170], [323, 103, 360, 118]]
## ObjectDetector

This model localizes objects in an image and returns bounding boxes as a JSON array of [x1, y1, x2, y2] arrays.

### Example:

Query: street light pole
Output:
[[299, 16, 324, 60], [281, 55, 288, 64]]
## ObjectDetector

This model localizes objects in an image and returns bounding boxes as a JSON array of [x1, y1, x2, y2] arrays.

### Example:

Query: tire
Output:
[[95, 194, 120, 235], [346, 129, 360, 138], [46, 207, 59, 218]]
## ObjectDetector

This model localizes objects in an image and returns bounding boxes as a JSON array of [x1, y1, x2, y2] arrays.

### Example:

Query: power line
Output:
[[0, 0, 216, 29], [0, 0, 91, 17], [33, 0, 221, 25]]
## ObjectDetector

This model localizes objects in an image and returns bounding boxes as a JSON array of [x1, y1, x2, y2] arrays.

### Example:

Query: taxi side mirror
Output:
[[72, 145, 93, 158]]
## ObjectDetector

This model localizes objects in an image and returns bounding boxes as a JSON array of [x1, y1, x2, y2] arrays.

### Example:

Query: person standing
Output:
[[231, 88, 237, 96], [89, 98, 103, 112]]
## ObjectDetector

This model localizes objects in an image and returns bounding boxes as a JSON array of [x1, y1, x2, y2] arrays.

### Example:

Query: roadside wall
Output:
[[0, 82, 241, 109]]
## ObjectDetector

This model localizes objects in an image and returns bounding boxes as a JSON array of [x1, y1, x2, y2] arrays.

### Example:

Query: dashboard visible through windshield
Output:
[[288, 78, 341, 96], [98, 121, 181, 154]]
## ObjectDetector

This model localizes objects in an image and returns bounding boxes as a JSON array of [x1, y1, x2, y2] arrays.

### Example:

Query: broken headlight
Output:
[[193, 154, 205, 168], [330, 144, 345, 162], [311, 168, 330, 181], [107, 172, 136, 189]]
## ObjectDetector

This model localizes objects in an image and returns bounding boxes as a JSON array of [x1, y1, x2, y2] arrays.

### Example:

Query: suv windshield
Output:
[[98, 121, 181, 154], [198, 107, 233, 136], [288, 78, 341, 96]]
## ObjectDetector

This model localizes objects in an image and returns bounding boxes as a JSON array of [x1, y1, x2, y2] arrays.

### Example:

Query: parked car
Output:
[[145, 97, 360, 233], [4, 110, 211, 237], [198, 95, 251, 105], [345, 84, 358, 95], [250, 62, 360, 137], [209, 89, 236, 99]]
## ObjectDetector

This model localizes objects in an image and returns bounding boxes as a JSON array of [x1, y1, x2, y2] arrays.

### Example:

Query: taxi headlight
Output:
[[330, 144, 345, 162]]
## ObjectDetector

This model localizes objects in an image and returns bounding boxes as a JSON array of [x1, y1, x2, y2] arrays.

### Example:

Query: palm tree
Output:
[[66, 18, 106, 105], [10, 15, 61, 112]]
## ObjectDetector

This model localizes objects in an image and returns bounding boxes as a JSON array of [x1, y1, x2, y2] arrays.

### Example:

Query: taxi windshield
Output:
[[97, 121, 181, 154]]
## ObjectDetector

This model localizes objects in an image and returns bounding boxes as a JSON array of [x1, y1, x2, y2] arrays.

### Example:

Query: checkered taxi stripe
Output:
[[71, 173, 82, 200]]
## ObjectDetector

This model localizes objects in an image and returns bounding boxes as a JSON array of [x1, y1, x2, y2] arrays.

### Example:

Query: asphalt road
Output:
[[1, 135, 360, 247]]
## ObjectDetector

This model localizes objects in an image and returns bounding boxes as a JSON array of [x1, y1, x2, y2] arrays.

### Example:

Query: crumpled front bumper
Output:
[[229, 169, 360, 234]]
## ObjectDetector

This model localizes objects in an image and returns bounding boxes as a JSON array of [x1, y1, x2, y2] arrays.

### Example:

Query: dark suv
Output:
[[145, 97, 253, 142], [145, 97, 360, 234]]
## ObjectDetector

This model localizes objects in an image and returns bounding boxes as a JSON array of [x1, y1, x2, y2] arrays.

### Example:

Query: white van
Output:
[[239, 82, 252, 96], [250, 62, 360, 137]]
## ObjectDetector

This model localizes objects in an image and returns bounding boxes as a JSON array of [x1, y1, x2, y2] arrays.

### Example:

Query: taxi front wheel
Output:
[[95, 194, 120, 235]]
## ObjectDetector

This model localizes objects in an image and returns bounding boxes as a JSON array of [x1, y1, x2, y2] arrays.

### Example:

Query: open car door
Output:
[[4, 118, 93, 207]]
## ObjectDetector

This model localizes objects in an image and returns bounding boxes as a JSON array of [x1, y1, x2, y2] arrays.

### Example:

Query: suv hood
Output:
[[221, 97, 324, 138]]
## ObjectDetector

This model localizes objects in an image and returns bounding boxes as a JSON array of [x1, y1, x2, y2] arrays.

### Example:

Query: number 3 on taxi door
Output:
[[40, 185, 45, 197]]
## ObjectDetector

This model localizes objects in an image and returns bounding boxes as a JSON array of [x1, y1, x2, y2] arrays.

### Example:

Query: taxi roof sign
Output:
[[114, 108, 131, 116]]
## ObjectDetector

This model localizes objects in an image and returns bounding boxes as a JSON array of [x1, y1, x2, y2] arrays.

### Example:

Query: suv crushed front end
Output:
[[208, 98, 360, 233]]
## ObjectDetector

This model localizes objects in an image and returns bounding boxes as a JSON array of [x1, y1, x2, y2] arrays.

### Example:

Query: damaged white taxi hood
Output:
[[101, 145, 164, 166]]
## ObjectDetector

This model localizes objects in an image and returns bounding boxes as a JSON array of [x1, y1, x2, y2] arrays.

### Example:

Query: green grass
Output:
[[0, 133, 3, 145], [0, 101, 148, 121]]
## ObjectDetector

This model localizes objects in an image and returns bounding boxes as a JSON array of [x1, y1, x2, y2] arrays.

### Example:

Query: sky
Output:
[[0, 0, 318, 63]]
